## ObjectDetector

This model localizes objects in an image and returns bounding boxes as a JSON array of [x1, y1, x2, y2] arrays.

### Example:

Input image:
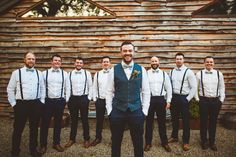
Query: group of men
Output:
[[7, 41, 225, 157]]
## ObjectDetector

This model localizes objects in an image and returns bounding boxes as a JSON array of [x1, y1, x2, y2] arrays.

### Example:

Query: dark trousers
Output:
[[68, 95, 90, 141], [109, 107, 145, 157], [199, 97, 222, 145], [40, 98, 65, 146], [170, 94, 190, 144], [12, 99, 41, 155], [95, 98, 106, 140], [145, 96, 168, 145]]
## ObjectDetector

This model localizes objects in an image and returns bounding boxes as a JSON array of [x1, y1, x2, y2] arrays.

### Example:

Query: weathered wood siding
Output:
[[0, 0, 236, 116]]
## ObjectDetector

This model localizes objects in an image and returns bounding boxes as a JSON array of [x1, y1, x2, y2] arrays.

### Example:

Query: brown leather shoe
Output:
[[162, 144, 172, 152], [65, 140, 75, 148], [201, 142, 209, 150], [39, 146, 47, 155], [183, 144, 190, 151], [168, 137, 178, 143], [84, 140, 90, 148], [52, 144, 64, 152], [144, 144, 152, 152], [210, 144, 217, 151], [90, 138, 101, 146]]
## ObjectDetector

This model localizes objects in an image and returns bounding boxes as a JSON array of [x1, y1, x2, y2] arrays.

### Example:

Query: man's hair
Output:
[[24, 52, 35, 59], [75, 56, 84, 62], [102, 56, 110, 62], [175, 52, 184, 58], [120, 41, 135, 51], [204, 56, 214, 62], [51, 54, 61, 61]]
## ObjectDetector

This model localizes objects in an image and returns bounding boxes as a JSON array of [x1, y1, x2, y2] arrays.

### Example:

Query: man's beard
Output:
[[151, 64, 159, 69]]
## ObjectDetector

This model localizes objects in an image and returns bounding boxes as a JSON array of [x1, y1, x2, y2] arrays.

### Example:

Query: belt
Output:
[[200, 96, 219, 100]]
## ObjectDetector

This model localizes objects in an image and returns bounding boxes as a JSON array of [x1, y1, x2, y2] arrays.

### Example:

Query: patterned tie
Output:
[[123, 65, 132, 70], [205, 71, 212, 74], [26, 68, 34, 72], [52, 69, 60, 73]]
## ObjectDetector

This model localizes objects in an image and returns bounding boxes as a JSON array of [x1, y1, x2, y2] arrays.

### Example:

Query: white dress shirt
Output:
[[195, 69, 225, 102], [7, 66, 45, 107], [43, 68, 70, 102], [106, 61, 151, 116], [69, 69, 93, 100], [147, 68, 172, 103], [169, 65, 197, 101], [93, 69, 110, 101]]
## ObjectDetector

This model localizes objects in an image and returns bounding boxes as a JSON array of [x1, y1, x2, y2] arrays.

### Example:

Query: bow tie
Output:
[[152, 70, 159, 73], [123, 65, 132, 69], [103, 70, 109, 73], [75, 71, 82, 74], [175, 68, 181, 71], [205, 71, 212, 74], [52, 69, 60, 73], [26, 69, 34, 72]]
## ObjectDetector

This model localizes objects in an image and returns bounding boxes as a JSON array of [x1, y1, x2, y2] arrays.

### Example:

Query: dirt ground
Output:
[[0, 117, 236, 157]]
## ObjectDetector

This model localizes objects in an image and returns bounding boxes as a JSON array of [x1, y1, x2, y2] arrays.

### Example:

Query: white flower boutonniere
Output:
[[131, 70, 141, 79]]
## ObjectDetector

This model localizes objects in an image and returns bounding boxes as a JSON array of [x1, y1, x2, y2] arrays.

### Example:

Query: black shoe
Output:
[[201, 142, 209, 150], [30, 150, 42, 157], [210, 144, 217, 151]]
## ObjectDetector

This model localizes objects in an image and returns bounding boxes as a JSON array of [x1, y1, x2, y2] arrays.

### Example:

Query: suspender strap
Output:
[[61, 70, 64, 98], [18, 69, 24, 99], [97, 72, 100, 98], [83, 70, 87, 95], [170, 70, 173, 91], [201, 70, 205, 96], [69, 72, 73, 96], [160, 71, 165, 95], [36, 70, 39, 99], [180, 68, 189, 94], [46, 70, 48, 98], [216, 70, 220, 97]]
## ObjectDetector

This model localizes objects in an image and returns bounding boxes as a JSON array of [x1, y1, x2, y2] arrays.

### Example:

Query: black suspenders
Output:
[[18, 69, 23, 99], [69, 70, 88, 96], [18, 69, 39, 100], [160, 71, 165, 96], [83, 70, 87, 95], [201, 70, 220, 97], [180, 68, 189, 94], [170, 68, 189, 94], [97, 71, 100, 98], [46, 69, 64, 98]]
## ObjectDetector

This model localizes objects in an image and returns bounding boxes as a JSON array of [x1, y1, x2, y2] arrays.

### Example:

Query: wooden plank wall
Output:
[[0, 0, 236, 117]]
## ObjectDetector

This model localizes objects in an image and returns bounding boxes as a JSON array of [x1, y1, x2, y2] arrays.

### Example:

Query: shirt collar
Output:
[[175, 65, 186, 71], [121, 60, 134, 67]]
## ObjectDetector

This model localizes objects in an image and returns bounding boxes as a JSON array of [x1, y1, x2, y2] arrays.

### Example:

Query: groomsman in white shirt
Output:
[[90, 56, 111, 146], [40, 54, 70, 154], [195, 56, 225, 151], [144, 56, 172, 152], [168, 52, 197, 151], [7, 52, 45, 157], [65, 57, 93, 149]]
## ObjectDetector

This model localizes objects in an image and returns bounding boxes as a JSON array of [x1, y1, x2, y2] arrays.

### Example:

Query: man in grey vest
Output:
[[195, 56, 225, 151], [106, 41, 150, 157], [168, 52, 197, 151], [7, 52, 45, 157]]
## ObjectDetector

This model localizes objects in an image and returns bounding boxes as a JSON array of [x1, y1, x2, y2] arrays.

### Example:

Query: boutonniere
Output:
[[131, 70, 141, 79]]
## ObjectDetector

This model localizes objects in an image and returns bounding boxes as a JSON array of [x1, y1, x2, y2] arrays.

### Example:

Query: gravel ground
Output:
[[0, 117, 236, 157]]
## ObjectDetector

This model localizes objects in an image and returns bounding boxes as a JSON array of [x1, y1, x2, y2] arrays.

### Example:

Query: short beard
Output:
[[151, 64, 159, 69]]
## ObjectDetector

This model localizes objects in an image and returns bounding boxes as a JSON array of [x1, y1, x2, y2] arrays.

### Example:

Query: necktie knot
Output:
[[26, 69, 34, 72]]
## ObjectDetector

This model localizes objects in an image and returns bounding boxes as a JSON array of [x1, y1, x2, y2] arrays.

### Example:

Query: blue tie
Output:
[[205, 71, 212, 74], [75, 71, 81, 74], [26, 69, 34, 72]]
